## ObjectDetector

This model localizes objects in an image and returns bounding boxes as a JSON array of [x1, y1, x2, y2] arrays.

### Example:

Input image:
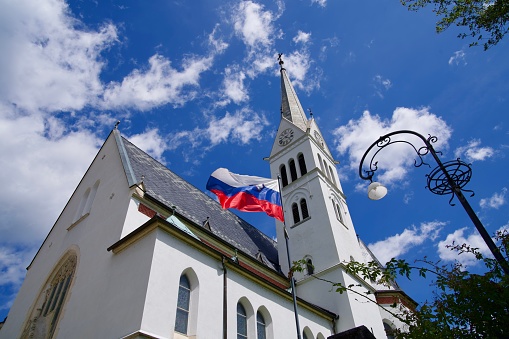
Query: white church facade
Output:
[[0, 61, 415, 339]]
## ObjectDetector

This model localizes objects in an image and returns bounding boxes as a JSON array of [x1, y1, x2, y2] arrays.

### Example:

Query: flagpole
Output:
[[277, 175, 302, 339]]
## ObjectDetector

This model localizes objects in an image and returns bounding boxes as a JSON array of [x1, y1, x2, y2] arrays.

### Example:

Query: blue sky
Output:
[[1, 0, 508, 321]]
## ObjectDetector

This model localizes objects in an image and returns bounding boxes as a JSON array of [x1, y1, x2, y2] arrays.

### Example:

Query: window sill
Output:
[[290, 216, 311, 228], [67, 212, 89, 231]]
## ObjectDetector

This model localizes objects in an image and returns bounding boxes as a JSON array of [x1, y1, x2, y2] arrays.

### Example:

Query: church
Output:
[[0, 59, 415, 339]]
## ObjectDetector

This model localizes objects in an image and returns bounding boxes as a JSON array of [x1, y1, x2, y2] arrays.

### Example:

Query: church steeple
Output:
[[268, 57, 389, 337], [278, 54, 308, 132]]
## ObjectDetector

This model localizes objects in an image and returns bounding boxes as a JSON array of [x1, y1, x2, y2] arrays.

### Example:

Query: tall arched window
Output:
[[73, 180, 100, 223], [289, 159, 298, 181], [21, 251, 77, 339], [334, 201, 343, 223], [74, 188, 90, 222], [237, 303, 248, 339], [384, 322, 395, 339], [318, 154, 324, 172], [323, 160, 330, 180], [175, 275, 191, 334], [329, 166, 336, 185], [84, 180, 100, 215], [306, 258, 314, 275], [280, 164, 288, 187], [300, 199, 309, 219], [256, 311, 266, 339], [298, 153, 307, 176], [292, 203, 300, 224]]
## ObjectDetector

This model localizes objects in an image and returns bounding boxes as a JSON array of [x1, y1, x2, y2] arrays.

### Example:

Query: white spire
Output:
[[278, 54, 308, 132]]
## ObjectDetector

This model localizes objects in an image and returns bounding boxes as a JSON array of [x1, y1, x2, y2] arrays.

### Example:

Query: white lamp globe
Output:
[[367, 182, 388, 200]]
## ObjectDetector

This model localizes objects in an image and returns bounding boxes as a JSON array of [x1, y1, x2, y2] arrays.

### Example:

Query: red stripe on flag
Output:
[[211, 190, 284, 222]]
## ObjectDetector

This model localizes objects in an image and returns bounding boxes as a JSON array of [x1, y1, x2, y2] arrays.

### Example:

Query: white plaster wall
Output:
[[122, 198, 151, 238], [0, 134, 150, 338], [138, 229, 333, 339], [296, 268, 386, 338], [226, 264, 332, 339], [378, 302, 410, 337]]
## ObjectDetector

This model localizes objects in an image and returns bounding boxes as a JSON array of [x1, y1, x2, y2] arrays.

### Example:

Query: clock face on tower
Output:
[[278, 128, 294, 146], [314, 131, 324, 147]]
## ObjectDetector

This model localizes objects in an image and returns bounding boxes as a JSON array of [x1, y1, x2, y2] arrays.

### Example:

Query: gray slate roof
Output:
[[121, 136, 280, 272]]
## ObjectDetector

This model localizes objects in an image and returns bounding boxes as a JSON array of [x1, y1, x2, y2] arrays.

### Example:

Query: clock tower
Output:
[[268, 57, 387, 337]]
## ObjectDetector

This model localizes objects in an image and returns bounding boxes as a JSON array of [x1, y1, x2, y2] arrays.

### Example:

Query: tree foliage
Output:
[[400, 0, 509, 50], [292, 230, 509, 338]]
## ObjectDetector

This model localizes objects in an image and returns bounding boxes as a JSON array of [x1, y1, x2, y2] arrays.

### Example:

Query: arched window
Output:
[[292, 203, 300, 224], [256, 311, 266, 339], [303, 328, 314, 339], [84, 180, 100, 215], [384, 322, 395, 339], [73, 180, 100, 223], [329, 166, 336, 185], [306, 258, 314, 275], [298, 153, 307, 176], [300, 199, 309, 219], [280, 164, 288, 187], [175, 275, 191, 334], [289, 159, 298, 182], [237, 303, 248, 339], [323, 160, 330, 180], [21, 251, 77, 339], [318, 154, 324, 172], [334, 201, 343, 223], [74, 188, 90, 222]]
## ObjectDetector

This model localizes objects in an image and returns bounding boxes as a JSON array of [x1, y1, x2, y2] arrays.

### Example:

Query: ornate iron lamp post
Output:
[[358, 130, 509, 275]]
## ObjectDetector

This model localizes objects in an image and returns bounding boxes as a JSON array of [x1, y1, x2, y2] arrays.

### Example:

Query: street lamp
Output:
[[358, 129, 509, 275]]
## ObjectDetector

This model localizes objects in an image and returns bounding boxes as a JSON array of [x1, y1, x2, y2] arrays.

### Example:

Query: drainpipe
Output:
[[222, 256, 228, 339]]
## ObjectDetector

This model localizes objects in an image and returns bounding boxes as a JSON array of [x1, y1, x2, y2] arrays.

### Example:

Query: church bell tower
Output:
[[267, 56, 387, 337]]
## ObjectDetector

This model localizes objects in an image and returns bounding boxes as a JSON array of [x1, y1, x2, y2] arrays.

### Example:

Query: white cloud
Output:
[[319, 36, 340, 61], [220, 65, 249, 105], [311, 0, 327, 7], [373, 75, 392, 98], [437, 227, 491, 266], [293, 31, 311, 44], [334, 107, 452, 185], [0, 111, 101, 245], [480, 187, 507, 209], [233, 1, 276, 51], [127, 129, 168, 164], [368, 221, 445, 264], [448, 50, 467, 66], [283, 50, 320, 92], [205, 108, 269, 145], [0, 245, 37, 313], [208, 24, 229, 54], [166, 108, 269, 153], [0, 0, 118, 114], [0, 246, 32, 286], [454, 139, 495, 162], [102, 54, 214, 111], [232, 1, 282, 78]]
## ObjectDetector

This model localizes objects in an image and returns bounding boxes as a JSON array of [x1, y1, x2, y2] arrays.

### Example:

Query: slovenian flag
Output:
[[206, 168, 284, 222]]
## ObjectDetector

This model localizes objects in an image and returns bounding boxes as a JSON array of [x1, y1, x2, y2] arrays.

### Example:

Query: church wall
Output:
[[140, 229, 223, 338], [0, 133, 149, 338], [378, 303, 408, 335], [137, 228, 333, 339], [296, 268, 387, 338], [57, 230, 155, 338], [226, 260, 333, 339]]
